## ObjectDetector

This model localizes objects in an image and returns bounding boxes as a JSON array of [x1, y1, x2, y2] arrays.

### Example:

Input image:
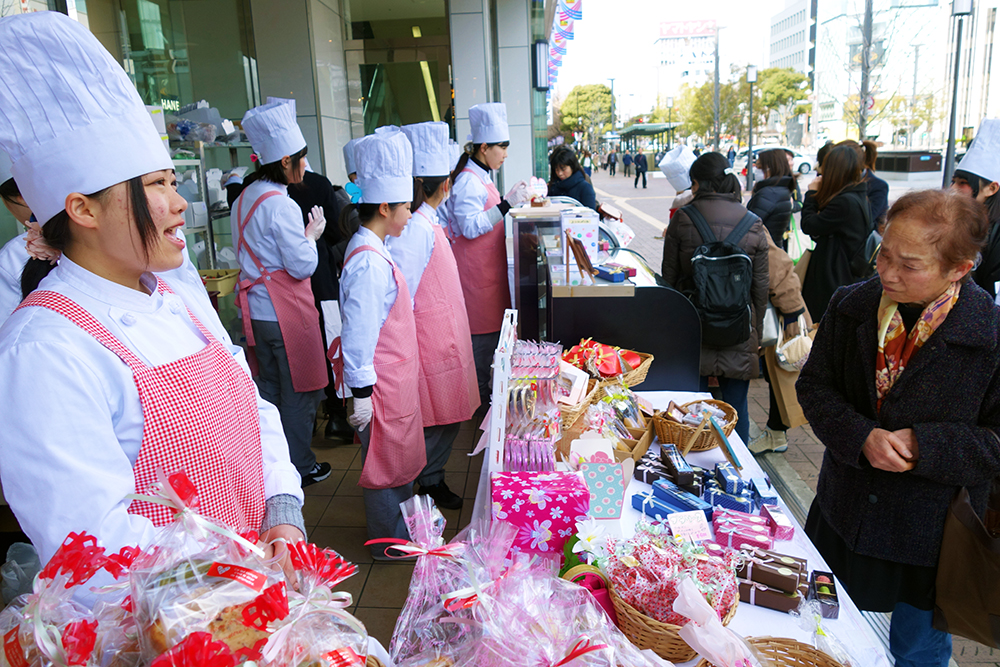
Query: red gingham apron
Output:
[[16, 281, 265, 531], [411, 209, 480, 426], [235, 190, 327, 393], [330, 245, 426, 489], [450, 169, 510, 335]]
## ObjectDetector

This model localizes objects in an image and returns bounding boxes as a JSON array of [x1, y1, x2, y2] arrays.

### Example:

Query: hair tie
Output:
[[25, 221, 60, 265], [250, 153, 259, 163], [724, 167, 737, 176]]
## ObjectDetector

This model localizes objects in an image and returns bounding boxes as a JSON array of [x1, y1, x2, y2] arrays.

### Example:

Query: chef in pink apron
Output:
[[386, 122, 480, 512], [446, 103, 531, 410], [0, 12, 304, 577], [233, 98, 331, 487], [332, 128, 427, 559]]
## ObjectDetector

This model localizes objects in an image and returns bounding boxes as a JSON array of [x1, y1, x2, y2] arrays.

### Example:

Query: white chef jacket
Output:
[[338, 226, 401, 390], [448, 159, 498, 240], [0, 256, 303, 570], [230, 178, 318, 322], [385, 202, 437, 302], [0, 228, 204, 324]]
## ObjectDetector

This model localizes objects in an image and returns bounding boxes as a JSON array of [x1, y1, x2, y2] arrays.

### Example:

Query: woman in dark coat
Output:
[[860, 140, 890, 226], [800, 144, 873, 320], [747, 148, 799, 248], [797, 189, 1000, 667], [662, 152, 769, 445], [548, 146, 597, 210]]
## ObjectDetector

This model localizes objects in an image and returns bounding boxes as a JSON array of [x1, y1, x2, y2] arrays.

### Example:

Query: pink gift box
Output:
[[712, 508, 769, 532], [490, 471, 590, 556], [713, 522, 774, 551], [761, 504, 795, 541]]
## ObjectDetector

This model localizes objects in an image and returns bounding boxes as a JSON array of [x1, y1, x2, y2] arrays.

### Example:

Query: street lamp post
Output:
[[943, 0, 973, 188], [667, 97, 674, 150], [608, 78, 616, 134], [747, 65, 758, 192]]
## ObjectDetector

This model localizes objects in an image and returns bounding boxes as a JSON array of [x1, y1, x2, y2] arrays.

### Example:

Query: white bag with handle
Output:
[[775, 314, 812, 372]]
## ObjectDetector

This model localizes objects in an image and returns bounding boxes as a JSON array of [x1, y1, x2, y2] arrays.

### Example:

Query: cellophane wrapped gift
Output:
[[713, 523, 774, 552], [92, 545, 144, 667], [128, 473, 287, 664], [490, 471, 589, 558], [147, 631, 237, 667], [0, 532, 107, 667], [602, 522, 739, 627], [257, 542, 366, 667]]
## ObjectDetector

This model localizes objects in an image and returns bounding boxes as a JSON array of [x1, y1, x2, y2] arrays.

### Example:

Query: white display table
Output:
[[471, 390, 892, 667]]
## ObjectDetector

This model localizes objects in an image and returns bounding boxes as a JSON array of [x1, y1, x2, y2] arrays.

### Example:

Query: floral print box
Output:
[[491, 471, 591, 557]]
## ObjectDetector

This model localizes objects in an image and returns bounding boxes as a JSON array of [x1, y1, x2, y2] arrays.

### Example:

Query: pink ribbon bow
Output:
[[550, 638, 609, 667], [364, 538, 465, 561]]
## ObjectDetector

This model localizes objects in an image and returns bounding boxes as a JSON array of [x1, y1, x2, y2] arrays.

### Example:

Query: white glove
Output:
[[305, 205, 327, 241], [349, 395, 373, 430], [504, 181, 531, 207]]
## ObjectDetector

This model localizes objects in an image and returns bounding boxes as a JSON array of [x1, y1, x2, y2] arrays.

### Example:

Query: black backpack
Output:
[[681, 204, 759, 348]]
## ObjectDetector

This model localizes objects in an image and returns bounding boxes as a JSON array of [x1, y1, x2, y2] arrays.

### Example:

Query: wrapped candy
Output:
[[0, 532, 107, 667], [128, 472, 287, 664], [257, 543, 366, 667]]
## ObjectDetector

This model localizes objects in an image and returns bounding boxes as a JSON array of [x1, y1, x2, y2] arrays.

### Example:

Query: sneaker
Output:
[[748, 428, 789, 454], [301, 461, 332, 487], [417, 481, 464, 510]]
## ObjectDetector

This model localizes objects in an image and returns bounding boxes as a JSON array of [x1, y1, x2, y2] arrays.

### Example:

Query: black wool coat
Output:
[[747, 176, 797, 246], [797, 277, 1000, 567]]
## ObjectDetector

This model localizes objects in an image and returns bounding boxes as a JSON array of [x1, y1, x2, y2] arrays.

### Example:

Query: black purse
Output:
[[848, 192, 880, 279]]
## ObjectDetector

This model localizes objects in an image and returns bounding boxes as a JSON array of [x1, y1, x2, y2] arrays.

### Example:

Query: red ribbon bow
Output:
[[363, 538, 465, 561], [288, 542, 358, 589], [241, 582, 289, 630], [103, 545, 142, 580], [39, 532, 107, 587], [61, 620, 98, 667], [550, 638, 609, 667], [148, 632, 236, 667]]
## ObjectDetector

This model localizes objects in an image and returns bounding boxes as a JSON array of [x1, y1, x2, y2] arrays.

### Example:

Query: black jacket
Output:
[[800, 182, 872, 320], [287, 171, 350, 302], [746, 176, 797, 246], [797, 277, 1000, 567], [864, 169, 890, 225], [548, 170, 597, 210], [974, 220, 1000, 298], [634, 154, 649, 172]]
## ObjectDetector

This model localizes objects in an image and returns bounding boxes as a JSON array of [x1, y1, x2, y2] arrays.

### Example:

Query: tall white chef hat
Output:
[[0, 12, 173, 226], [0, 151, 12, 186], [449, 140, 464, 171], [242, 99, 307, 166], [344, 138, 363, 176], [469, 103, 510, 144], [957, 118, 1000, 185], [401, 122, 451, 177], [355, 127, 413, 204]]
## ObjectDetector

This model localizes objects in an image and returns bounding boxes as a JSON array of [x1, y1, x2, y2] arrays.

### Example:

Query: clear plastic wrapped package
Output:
[[92, 546, 144, 667]]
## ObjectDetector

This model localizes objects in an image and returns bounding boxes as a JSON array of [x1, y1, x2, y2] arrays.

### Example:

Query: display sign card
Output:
[[667, 510, 712, 543]]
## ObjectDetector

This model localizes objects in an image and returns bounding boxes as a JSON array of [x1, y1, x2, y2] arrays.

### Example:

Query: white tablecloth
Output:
[[470, 390, 893, 667]]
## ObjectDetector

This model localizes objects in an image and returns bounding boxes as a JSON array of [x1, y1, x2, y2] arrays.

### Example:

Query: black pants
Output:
[[634, 169, 647, 188], [609, 162, 616, 176], [760, 359, 788, 432], [624, 165, 631, 177]]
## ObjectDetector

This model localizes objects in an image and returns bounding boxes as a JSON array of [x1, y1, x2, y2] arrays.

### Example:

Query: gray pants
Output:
[[357, 425, 414, 557], [471, 331, 500, 410], [418, 422, 461, 487], [251, 319, 322, 478]]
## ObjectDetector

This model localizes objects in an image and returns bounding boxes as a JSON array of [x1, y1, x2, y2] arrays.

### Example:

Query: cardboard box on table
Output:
[[490, 471, 590, 557]]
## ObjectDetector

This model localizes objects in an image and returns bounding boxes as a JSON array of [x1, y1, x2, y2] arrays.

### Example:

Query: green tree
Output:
[[757, 68, 810, 143], [557, 84, 613, 148], [668, 66, 767, 149]]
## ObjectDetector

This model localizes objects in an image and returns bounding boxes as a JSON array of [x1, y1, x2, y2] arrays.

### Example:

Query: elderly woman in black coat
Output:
[[797, 189, 1000, 667]]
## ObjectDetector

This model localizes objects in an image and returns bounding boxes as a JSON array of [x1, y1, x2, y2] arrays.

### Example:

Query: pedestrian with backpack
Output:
[[661, 152, 770, 445]]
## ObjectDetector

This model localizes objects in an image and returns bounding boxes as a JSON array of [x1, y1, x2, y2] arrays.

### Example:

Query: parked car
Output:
[[734, 146, 815, 175]]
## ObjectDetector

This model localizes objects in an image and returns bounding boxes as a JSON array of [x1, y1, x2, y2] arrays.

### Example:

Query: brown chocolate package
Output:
[[747, 547, 807, 573], [738, 578, 804, 613], [736, 557, 806, 594]]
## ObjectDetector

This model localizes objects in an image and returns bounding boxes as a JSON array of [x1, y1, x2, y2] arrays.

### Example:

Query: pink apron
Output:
[[411, 210, 481, 426], [330, 246, 426, 489], [16, 282, 266, 531], [450, 169, 511, 335], [235, 191, 327, 393]]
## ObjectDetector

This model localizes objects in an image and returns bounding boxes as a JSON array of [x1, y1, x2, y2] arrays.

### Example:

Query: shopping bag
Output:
[[775, 315, 812, 372], [760, 302, 780, 348], [932, 486, 1000, 647]]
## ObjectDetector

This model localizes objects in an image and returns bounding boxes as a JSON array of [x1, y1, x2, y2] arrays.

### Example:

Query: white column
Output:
[[495, 0, 534, 190]]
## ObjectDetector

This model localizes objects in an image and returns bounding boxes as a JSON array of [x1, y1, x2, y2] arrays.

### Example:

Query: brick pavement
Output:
[[586, 166, 1000, 666]]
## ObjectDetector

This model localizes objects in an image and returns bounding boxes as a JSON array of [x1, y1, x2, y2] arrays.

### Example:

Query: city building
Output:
[[767, 0, 816, 145], [654, 20, 717, 99]]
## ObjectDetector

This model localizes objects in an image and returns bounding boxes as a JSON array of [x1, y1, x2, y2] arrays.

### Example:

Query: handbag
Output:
[[932, 484, 1000, 647], [775, 314, 812, 372], [760, 302, 780, 348], [848, 192, 881, 279]]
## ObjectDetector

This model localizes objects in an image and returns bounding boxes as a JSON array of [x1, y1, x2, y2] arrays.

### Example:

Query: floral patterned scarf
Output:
[[875, 281, 961, 409]]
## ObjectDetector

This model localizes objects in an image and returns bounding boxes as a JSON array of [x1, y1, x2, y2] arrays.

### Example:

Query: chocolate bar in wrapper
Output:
[[651, 478, 713, 520], [659, 444, 694, 486], [747, 547, 807, 573], [713, 522, 774, 551], [634, 460, 672, 486], [714, 462, 745, 495], [738, 578, 805, 613]]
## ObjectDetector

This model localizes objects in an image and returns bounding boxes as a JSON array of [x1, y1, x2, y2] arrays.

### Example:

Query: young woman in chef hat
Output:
[[233, 97, 332, 488], [331, 127, 427, 558], [950, 118, 1000, 299], [446, 103, 530, 410], [384, 121, 480, 512], [0, 11, 305, 577]]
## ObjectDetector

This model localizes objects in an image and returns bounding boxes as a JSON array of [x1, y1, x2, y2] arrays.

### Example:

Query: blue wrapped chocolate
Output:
[[632, 490, 681, 518], [705, 486, 755, 513], [652, 478, 713, 520], [749, 476, 778, 507], [714, 462, 745, 495]]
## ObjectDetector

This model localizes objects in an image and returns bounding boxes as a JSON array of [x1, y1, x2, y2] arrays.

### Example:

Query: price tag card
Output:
[[667, 510, 712, 543]]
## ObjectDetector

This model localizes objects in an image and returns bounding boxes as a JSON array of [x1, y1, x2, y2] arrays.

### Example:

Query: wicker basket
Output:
[[198, 269, 240, 297], [562, 563, 607, 584], [609, 583, 739, 663], [366, 656, 384, 667], [559, 379, 601, 430], [652, 399, 738, 453], [695, 636, 844, 667], [621, 352, 654, 388]]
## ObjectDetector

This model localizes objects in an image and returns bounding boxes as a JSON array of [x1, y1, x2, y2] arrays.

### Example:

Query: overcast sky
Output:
[[554, 0, 786, 118]]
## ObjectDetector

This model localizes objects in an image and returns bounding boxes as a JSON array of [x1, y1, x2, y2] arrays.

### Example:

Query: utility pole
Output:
[[944, 0, 973, 188], [910, 45, 921, 148], [608, 78, 616, 134], [714, 26, 721, 151], [859, 0, 874, 139]]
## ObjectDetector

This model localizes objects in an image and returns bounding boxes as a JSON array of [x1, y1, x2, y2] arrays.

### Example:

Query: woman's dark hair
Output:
[[861, 140, 879, 171], [815, 142, 834, 174], [21, 176, 155, 297], [757, 149, 792, 180], [412, 176, 450, 211], [814, 145, 863, 210], [255, 146, 308, 185], [689, 152, 741, 198], [449, 141, 509, 184], [338, 201, 408, 236], [0, 177, 21, 207], [885, 189, 988, 282], [548, 146, 583, 184], [953, 169, 1000, 223]]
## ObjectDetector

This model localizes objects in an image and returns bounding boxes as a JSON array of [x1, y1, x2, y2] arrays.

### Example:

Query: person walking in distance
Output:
[[608, 149, 617, 176], [622, 151, 632, 178], [634, 147, 649, 189]]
